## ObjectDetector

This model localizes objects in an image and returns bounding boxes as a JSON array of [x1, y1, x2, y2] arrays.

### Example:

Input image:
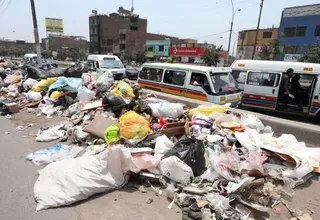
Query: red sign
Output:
[[169, 47, 205, 56]]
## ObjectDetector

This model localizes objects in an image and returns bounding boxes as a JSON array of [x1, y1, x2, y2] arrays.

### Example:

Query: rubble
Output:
[[0, 58, 319, 219]]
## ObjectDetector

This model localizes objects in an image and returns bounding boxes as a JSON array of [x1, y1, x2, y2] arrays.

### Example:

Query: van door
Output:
[[184, 71, 210, 101], [309, 76, 320, 115], [242, 71, 281, 110], [162, 69, 186, 97]]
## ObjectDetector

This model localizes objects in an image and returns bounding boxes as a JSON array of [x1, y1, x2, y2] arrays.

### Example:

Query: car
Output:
[[125, 65, 139, 79]]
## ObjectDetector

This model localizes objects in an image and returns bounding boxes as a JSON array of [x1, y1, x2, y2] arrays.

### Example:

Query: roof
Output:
[[239, 27, 278, 33], [284, 3, 320, 10], [231, 60, 320, 75], [142, 63, 231, 72]]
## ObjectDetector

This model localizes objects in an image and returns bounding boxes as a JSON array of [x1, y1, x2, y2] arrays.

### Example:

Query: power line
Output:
[[0, 0, 6, 8], [194, 30, 230, 40], [0, 0, 13, 17]]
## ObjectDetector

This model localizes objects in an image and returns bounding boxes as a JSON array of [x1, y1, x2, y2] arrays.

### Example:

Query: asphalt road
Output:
[[0, 113, 180, 220]]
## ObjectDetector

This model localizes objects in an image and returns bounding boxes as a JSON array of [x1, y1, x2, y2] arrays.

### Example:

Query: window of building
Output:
[[147, 47, 153, 52], [263, 32, 272, 38], [163, 70, 186, 86], [159, 45, 164, 52], [107, 39, 113, 45], [188, 57, 195, 63], [240, 32, 246, 40], [101, 39, 106, 45], [139, 67, 164, 82], [296, 26, 307, 37], [314, 25, 320, 36], [283, 45, 299, 54], [120, 34, 126, 40], [120, 44, 126, 50], [284, 27, 296, 37], [247, 72, 278, 87], [130, 26, 138, 31]]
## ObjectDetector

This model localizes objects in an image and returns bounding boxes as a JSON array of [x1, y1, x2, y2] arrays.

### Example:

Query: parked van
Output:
[[231, 60, 320, 117], [87, 54, 126, 79], [24, 53, 38, 62], [138, 63, 242, 106]]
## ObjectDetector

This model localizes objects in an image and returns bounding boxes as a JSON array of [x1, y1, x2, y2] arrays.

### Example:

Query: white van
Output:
[[87, 54, 126, 79], [24, 53, 38, 63], [138, 63, 242, 107], [231, 60, 320, 118]]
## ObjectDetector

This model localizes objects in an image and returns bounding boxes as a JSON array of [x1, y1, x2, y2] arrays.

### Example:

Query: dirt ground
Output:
[[1, 110, 319, 220]]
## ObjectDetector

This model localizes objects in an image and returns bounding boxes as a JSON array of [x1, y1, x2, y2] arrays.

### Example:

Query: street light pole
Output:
[[227, 0, 241, 54], [252, 0, 265, 60], [232, 39, 238, 59], [30, 0, 42, 65]]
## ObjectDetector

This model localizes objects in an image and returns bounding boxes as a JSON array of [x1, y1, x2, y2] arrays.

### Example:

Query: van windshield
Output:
[[100, 60, 124, 69], [211, 72, 237, 94]]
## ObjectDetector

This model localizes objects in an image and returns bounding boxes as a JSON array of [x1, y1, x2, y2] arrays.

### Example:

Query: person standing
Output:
[[278, 68, 294, 110]]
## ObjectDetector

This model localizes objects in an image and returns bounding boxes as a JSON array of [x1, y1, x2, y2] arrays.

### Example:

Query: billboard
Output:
[[169, 47, 205, 56], [45, 17, 63, 33]]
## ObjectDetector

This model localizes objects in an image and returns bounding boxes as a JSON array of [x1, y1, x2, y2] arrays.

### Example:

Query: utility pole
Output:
[[252, 0, 265, 60], [30, 0, 42, 65]]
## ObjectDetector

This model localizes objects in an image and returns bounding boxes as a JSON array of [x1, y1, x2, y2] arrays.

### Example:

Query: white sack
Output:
[[148, 103, 184, 119], [154, 135, 174, 157], [26, 91, 42, 102], [159, 156, 194, 185], [77, 87, 95, 103], [34, 146, 141, 211]]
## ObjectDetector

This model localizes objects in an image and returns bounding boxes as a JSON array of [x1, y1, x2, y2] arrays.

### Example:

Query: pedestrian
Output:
[[278, 68, 294, 110]]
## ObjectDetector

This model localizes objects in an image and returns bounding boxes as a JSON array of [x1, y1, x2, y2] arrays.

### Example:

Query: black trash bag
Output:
[[102, 93, 126, 106], [0, 102, 9, 116], [0, 70, 9, 80], [64, 62, 90, 78], [46, 67, 65, 77], [163, 136, 206, 177], [135, 133, 161, 149], [25, 65, 63, 79]]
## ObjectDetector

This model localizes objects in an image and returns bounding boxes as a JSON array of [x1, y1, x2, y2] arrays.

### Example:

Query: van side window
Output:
[[163, 70, 186, 86], [190, 72, 208, 86], [247, 72, 277, 87], [232, 70, 246, 83], [139, 67, 163, 82]]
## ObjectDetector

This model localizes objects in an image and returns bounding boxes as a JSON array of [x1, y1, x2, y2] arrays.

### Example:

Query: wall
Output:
[[236, 28, 278, 60], [145, 40, 171, 57], [48, 36, 88, 52], [278, 4, 320, 60]]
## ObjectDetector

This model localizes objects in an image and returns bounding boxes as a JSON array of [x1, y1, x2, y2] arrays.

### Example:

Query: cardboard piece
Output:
[[160, 121, 187, 136], [83, 114, 118, 139], [80, 100, 107, 112], [6, 102, 19, 113]]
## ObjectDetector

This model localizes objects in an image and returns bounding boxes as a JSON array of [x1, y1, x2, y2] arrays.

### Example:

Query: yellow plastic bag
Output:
[[111, 81, 135, 98], [189, 105, 229, 118], [32, 78, 57, 92], [119, 111, 150, 139], [50, 91, 64, 99]]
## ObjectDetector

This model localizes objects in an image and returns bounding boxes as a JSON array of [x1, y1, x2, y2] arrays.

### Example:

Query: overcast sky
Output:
[[0, 0, 319, 51]]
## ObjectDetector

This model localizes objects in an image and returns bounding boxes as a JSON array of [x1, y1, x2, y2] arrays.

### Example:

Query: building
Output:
[[89, 8, 178, 56], [236, 27, 279, 60], [0, 39, 34, 53], [145, 39, 171, 61], [171, 39, 198, 48], [42, 35, 89, 53], [278, 4, 320, 61]]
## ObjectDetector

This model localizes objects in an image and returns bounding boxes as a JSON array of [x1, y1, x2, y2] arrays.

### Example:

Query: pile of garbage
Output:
[[0, 58, 319, 219]]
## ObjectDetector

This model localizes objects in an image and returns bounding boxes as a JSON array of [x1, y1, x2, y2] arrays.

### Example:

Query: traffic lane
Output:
[[0, 117, 74, 220]]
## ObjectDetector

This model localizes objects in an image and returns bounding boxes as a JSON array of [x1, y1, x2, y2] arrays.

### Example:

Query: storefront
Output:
[[169, 47, 205, 63]]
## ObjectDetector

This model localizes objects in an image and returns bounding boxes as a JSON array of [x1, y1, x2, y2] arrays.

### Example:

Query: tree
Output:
[[133, 50, 147, 64], [200, 44, 222, 67], [42, 50, 52, 59], [57, 49, 67, 61], [259, 34, 283, 60], [299, 42, 320, 63]]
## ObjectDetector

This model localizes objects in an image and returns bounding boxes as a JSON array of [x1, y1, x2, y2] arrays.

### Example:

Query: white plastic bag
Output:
[[26, 91, 42, 102], [83, 144, 106, 156], [159, 156, 194, 185], [34, 146, 140, 211], [77, 87, 95, 103], [240, 113, 264, 132], [154, 135, 174, 157], [95, 70, 114, 92], [36, 124, 65, 142], [23, 78, 38, 90], [148, 103, 184, 119], [26, 144, 83, 165]]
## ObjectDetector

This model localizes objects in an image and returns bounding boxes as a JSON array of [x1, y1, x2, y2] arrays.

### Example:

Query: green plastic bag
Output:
[[104, 124, 120, 144]]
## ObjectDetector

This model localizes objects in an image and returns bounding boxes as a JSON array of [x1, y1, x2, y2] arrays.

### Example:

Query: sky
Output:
[[0, 0, 319, 52]]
